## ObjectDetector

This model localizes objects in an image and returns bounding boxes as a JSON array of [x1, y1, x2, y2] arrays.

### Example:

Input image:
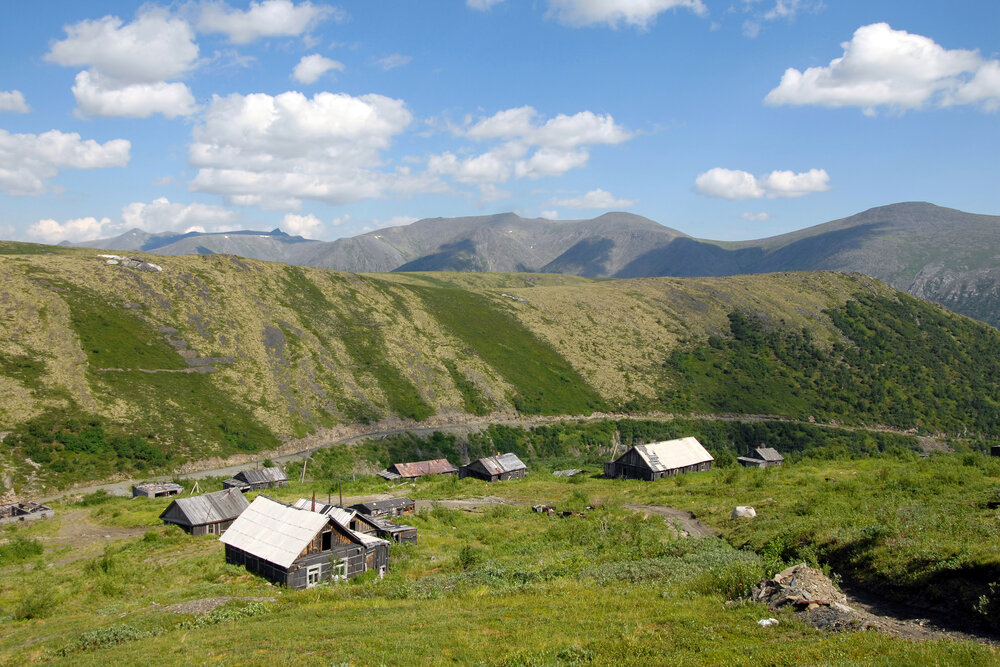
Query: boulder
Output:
[[731, 505, 757, 519]]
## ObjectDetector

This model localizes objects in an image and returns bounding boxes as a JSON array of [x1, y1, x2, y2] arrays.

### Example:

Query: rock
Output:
[[731, 505, 757, 519]]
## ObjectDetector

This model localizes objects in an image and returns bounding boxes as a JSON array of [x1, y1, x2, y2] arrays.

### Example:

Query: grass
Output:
[[1, 461, 999, 665]]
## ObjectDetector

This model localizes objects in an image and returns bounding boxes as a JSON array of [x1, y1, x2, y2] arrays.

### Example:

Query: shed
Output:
[[159, 488, 249, 536], [737, 447, 785, 468], [349, 497, 415, 518], [377, 458, 458, 481], [604, 437, 713, 480], [459, 453, 528, 482], [0, 501, 54, 526], [221, 495, 389, 589], [132, 482, 184, 498], [222, 466, 289, 492], [295, 500, 419, 545]]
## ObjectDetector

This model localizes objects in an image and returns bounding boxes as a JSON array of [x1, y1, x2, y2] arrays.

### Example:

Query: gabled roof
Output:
[[351, 497, 415, 513], [160, 489, 248, 526], [220, 495, 330, 569], [389, 458, 458, 478], [752, 447, 784, 462], [626, 437, 713, 472], [291, 500, 391, 549], [468, 453, 527, 476], [233, 466, 289, 485]]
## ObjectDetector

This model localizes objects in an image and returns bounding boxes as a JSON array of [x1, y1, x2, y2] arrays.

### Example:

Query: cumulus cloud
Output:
[[375, 54, 413, 71], [45, 9, 198, 118], [197, 0, 338, 44], [26, 216, 113, 243], [0, 129, 130, 196], [741, 211, 771, 221], [121, 197, 237, 231], [0, 90, 30, 113], [549, 188, 636, 209], [280, 212, 324, 237], [545, 0, 706, 29], [293, 54, 344, 83], [361, 215, 418, 232], [540, 210, 560, 219], [189, 91, 421, 208], [766, 23, 1000, 113], [430, 106, 632, 185], [694, 167, 829, 200]]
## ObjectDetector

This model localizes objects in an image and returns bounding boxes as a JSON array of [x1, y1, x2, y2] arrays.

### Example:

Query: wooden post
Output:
[[300, 457, 308, 483]]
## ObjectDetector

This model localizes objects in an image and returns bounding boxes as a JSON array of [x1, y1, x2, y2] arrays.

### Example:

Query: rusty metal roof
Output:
[[160, 488, 249, 526], [389, 458, 458, 478], [631, 437, 713, 472]]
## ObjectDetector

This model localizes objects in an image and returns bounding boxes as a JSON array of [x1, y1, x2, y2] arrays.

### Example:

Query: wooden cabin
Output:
[[737, 447, 785, 468], [221, 496, 389, 589], [132, 482, 183, 498], [350, 497, 415, 518], [159, 488, 249, 536], [378, 458, 458, 481], [222, 466, 289, 492], [459, 453, 528, 482], [293, 499, 419, 545], [604, 437, 713, 481]]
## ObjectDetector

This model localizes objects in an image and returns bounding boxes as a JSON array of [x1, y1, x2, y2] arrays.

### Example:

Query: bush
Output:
[[0, 534, 44, 566]]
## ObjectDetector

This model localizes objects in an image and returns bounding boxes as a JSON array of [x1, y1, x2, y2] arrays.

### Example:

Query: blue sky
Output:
[[2, 0, 999, 244]]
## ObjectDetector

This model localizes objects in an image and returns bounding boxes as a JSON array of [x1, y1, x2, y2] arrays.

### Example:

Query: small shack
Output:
[[604, 437, 713, 480], [294, 499, 418, 545], [222, 466, 289, 492], [221, 495, 389, 589], [133, 482, 184, 498], [0, 501, 54, 525], [350, 497, 415, 518], [459, 453, 528, 482], [377, 458, 458, 481], [159, 488, 249, 536], [737, 447, 785, 468]]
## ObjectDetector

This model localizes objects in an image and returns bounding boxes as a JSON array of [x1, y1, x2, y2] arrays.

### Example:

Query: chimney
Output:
[[311, 491, 315, 513]]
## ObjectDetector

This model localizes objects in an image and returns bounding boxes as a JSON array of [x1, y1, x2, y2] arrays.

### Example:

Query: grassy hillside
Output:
[[2, 243, 1000, 492]]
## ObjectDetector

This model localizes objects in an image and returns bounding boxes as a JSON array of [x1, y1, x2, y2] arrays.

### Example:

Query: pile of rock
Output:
[[748, 563, 874, 632]]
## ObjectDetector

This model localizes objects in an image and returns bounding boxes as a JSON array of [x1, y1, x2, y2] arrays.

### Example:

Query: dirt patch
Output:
[[623, 503, 718, 538], [157, 596, 275, 615]]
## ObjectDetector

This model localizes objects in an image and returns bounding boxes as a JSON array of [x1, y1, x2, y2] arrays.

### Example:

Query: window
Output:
[[306, 565, 322, 587], [331, 559, 348, 581]]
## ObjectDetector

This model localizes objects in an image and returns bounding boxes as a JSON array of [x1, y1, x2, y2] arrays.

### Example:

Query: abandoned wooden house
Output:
[[737, 447, 785, 468], [0, 501, 54, 526], [221, 495, 390, 589], [222, 466, 289, 492], [459, 453, 528, 482], [132, 482, 184, 498], [159, 488, 249, 536], [349, 497, 416, 518], [604, 437, 714, 480], [293, 499, 419, 545], [377, 458, 458, 481]]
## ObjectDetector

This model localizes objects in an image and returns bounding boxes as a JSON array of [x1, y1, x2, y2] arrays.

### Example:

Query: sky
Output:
[[1, 0, 999, 244]]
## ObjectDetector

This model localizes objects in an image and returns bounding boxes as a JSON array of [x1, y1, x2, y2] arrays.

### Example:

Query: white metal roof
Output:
[[220, 495, 329, 569], [633, 437, 714, 472]]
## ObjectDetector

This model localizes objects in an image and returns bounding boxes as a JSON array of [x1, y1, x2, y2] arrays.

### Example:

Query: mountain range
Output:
[[68, 202, 1000, 327]]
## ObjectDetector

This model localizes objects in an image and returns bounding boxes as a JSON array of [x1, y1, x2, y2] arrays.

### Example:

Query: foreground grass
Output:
[[2, 458, 999, 665]]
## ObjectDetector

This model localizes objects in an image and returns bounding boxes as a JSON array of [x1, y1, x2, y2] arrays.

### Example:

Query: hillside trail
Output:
[[35, 411, 947, 504]]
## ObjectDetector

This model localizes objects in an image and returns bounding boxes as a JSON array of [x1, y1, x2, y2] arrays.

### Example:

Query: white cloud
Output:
[[742, 0, 823, 39], [549, 188, 636, 209], [478, 183, 511, 203], [375, 54, 413, 71], [189, 91, 420, 207], [0, 129, 130, 196], [468, 0, 505, 10], [197, 0, 338, 44], [0, 90, 30, 113], [765, 23, 1000, 113], [26, 216, 113, 243], [431, 106, 632, 186], [121, 197, 237, 231], [545, 0, 706, 29], [331, 214, 350, 227], [280, 212, 323, 237], [694, 167, 829, 199], [361, 215, 418, 232], [540, 210, 560, 219], [45, 9, 198, 118], [741, 211, 771, 221], [293, 54, 344, 84], [72, 71, 196, 119]]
